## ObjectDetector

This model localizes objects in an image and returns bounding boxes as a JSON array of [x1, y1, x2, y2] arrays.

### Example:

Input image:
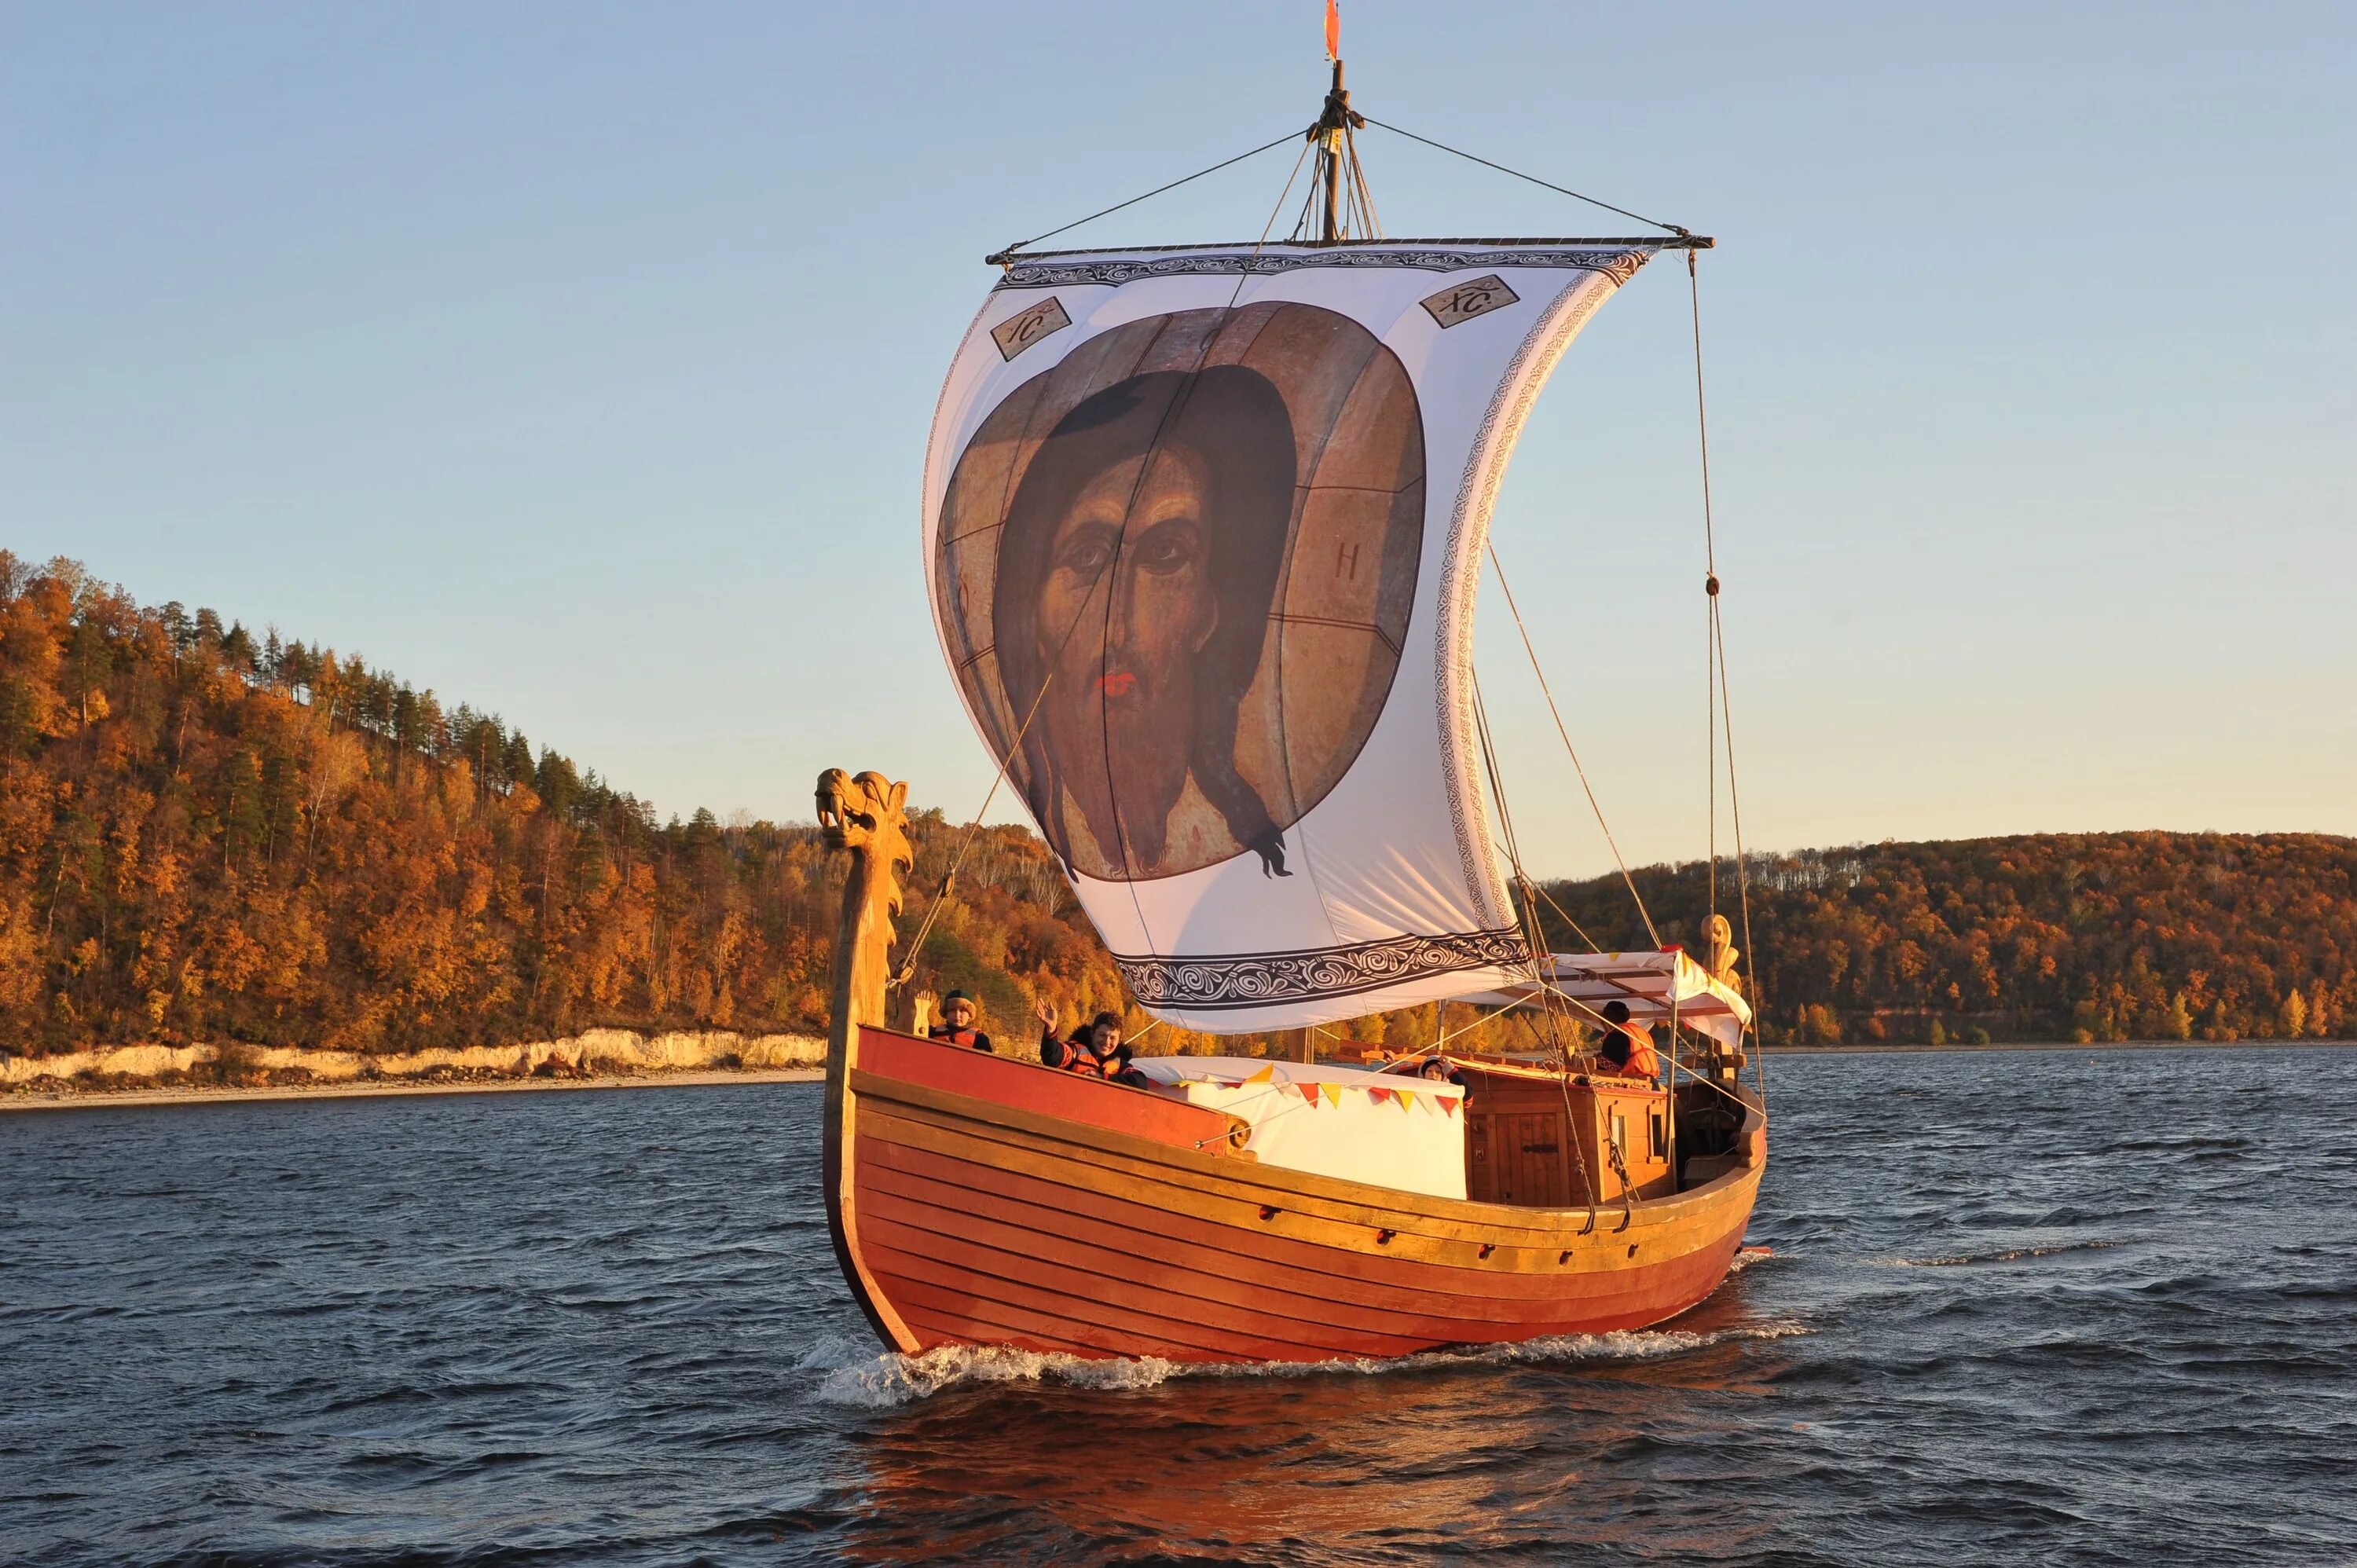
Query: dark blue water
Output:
[[5, 1047, 2353, 1566]]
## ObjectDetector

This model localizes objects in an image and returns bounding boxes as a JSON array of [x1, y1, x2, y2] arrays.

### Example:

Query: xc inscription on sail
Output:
[[1422, 274, 1519, 327]]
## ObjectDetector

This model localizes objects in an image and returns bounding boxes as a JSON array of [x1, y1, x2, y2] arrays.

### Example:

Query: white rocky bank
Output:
[[0, 1028, 827, 1087]]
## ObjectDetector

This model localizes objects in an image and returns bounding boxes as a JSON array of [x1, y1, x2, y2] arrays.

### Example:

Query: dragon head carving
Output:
[[816, 768, 912, 869]]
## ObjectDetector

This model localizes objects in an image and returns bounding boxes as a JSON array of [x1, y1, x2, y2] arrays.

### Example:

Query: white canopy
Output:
[[923, 240, 1665, 1032], [1128, 1055, 1466, 1200], [1453, 949, 1754, 1048]]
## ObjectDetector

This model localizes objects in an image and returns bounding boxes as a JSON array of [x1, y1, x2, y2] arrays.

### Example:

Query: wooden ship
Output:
[[816, 20, 1768, 1366]]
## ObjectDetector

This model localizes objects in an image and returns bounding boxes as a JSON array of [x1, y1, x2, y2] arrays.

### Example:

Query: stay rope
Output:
[[1686, 250, 1769, 1111], [1474, 672, 1602, 1222], [988, 130, 1304, 265], [1357, 117, 1692, 237], [1485, 540, 1661, 948]]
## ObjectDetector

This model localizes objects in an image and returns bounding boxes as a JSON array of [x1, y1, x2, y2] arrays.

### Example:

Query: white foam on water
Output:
[[798, 1335, 1179, 1407], [1883, 1239, 2121, 1268], [801, 1321, 1811, 1409]]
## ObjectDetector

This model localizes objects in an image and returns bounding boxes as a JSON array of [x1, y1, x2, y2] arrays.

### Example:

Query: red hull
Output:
[[827, 1027, 1763, 1364]]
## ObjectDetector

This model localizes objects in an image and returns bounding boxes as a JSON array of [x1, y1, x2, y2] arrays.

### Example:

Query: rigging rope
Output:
[[1692, 248, 1723, 921], [887, 665, 1062, 990], [1717, 601, 1766, 1108], [1484, 540, 1661, 948], [1358, 116, 1690, 237], [1684, 250, 1769, 1112], [988, 130, 1305, 263]]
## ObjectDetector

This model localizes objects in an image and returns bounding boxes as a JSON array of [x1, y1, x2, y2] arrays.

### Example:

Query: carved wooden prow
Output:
[[816, 767, 912, 1055], [815, 766, 921, 1353]]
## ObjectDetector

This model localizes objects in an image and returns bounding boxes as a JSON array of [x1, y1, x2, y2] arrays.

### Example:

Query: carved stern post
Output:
[[815, 768, 922, 1350]]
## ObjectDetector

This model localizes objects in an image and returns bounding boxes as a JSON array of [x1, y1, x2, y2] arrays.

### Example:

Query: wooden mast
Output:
[[1317, 59, 1346, 244], [1310, 0, 1362, 247]]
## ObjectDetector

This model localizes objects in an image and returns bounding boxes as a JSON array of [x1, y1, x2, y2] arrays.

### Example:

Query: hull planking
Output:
[[825, 1026, 1763, 1365]]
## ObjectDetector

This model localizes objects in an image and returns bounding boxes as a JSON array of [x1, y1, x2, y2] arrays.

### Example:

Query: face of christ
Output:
[[1035, 444, 1215, 872]]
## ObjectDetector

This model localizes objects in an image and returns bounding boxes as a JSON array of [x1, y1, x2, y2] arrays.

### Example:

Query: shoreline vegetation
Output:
[[0, 1065, 822, 1112], [5, 1035, 2346, 1115], [4, 552, 2352, 1084]]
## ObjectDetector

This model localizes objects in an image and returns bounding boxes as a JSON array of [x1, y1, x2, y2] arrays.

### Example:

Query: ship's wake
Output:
[[801, 1315, 1809, 1409], [1884, 1239, 2121, 1267]]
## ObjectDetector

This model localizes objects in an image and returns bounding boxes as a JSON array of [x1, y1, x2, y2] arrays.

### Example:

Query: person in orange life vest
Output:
[[927, 989, 993, 1052], [1034, 1000, 1151, 1087], [1594, 1000, 1662, 1083]]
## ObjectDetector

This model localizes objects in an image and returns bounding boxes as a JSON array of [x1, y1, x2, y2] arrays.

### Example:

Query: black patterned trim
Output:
[[997, 248, 1651, 291], [1115, 928, 1529, 1011]]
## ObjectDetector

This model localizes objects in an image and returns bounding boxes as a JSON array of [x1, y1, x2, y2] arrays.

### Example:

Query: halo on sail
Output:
[[922, 240, 1662, 1031]]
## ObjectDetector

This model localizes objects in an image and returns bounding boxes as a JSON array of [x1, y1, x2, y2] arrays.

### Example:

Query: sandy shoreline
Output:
[[0, 1067, 823, 1114]]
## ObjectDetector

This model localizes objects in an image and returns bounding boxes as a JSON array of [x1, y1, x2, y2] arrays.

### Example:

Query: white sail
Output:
[[923, 239, 1662, 1031]]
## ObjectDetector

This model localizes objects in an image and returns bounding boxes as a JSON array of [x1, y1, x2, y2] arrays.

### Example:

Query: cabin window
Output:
[[1650, 1111, 1666, 1160]]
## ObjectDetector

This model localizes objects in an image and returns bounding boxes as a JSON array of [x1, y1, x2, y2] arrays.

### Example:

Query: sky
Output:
[[6, 2, 2352, 880]]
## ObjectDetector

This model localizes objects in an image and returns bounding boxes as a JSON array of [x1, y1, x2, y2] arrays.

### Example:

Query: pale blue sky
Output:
[[8, 2, 2351, 877]]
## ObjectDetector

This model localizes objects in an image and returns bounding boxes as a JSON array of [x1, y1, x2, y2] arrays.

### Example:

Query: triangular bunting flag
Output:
[[1397, 1089, 1417, 1112], [1321, 1082, 1343, 1108], [1245, 1065, 1276, 1085], [1294, 1081, 1319, 1103], [1440, 1096, 1460, 1117], [1367, 1086, 1392, 1106]]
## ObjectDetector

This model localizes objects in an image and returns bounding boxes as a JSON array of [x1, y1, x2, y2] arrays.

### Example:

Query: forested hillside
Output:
[[1541, 833, 2355, 1045], [3, 552, 2348, 1057], [0, 554, 1124, 1057]]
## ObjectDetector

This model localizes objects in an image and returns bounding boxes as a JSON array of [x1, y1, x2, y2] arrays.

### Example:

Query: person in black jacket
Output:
[[926, 990, 994, 1052], [1417, 1053, 1472, 1105], [1034, 1001, 1149, 1087]]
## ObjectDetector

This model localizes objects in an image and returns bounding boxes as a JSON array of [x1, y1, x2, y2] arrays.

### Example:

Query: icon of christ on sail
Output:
[[934, 301, 1424, 885]]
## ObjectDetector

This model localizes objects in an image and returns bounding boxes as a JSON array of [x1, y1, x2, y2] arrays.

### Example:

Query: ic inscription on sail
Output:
[[991, 297, 1072, 361]]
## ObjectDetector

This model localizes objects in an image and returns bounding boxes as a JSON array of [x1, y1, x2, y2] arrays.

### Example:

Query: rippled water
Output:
[[5, 1046, 2353, 1566]]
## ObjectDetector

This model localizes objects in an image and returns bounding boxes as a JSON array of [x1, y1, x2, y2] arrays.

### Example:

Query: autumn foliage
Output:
[[5, 552, 2349, 1059], [1541, 834, 2357, 1046], [0, 554, 1130, 1058]]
